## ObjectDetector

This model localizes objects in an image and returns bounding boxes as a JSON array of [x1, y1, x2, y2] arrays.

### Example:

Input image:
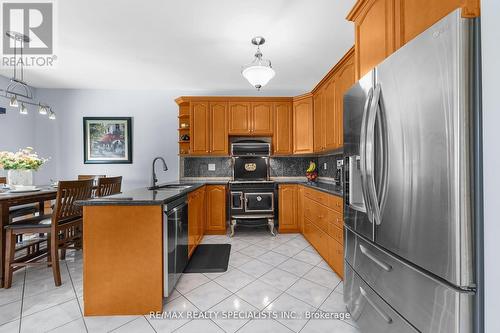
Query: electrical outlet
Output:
[[208, 163, 216, 171], [323, 163, 327, 170], [337, 160, 344, 167]]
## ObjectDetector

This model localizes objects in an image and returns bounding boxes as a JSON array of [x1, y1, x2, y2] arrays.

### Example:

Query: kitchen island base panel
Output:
[[83, 205, 163, 316]]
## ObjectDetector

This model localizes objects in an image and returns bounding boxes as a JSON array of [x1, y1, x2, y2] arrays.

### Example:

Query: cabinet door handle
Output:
[[359, 286, 393, 324], [359, 244, 392, 272]]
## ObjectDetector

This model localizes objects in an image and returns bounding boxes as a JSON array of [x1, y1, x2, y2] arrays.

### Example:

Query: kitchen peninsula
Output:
[[78, 180, 342, 316]]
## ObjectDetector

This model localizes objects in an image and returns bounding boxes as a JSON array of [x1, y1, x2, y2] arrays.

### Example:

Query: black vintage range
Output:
[[229, 139, 277, 236]]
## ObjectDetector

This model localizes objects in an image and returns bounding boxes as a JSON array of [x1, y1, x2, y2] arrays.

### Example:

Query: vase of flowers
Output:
[[0, 147, 48, 186]]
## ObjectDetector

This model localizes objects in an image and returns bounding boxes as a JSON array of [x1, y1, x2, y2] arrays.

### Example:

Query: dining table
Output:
[[0, 186, 57, 288]]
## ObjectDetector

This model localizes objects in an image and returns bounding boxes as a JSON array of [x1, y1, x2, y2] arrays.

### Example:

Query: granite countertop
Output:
[[274, 179, 343, 197], [77, 178, 342, 207], [76, 182, 206, 206]]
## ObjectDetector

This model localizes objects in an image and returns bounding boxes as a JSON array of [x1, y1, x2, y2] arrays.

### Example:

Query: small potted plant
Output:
[[0, 147, 48, 187]]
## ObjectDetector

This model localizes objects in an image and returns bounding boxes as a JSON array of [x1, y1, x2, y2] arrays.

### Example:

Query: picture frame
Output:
[[83, 117, 133, 164]]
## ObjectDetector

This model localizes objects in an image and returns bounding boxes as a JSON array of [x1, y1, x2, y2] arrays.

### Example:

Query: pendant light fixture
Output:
[[241, 36, 275, 90], [0, 31, 55, 120]]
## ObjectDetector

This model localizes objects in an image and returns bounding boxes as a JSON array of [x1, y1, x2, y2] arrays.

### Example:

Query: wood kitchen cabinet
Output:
[[273, 102, 293, 155], [188, 186, 205, 258], [190, 101, 228, 155], [313, 88, 325, 152], [209, 102, 228, 155], [205, 185, 227, 235], [299, 185, 344, 278], [229, 102, 251, 134], [278, 184, 298, 233], [312, 48, 354, 152], [251, 102, 273, 135], [347, 0, 479, 79], [293, 95, 314, 154], [228, 101, 273, 135], [332, 52, 355, 148], [190, 102, 210, 155]]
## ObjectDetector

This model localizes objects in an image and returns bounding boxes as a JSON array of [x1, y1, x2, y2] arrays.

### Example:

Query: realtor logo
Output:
[[2, 2, 53, 54]]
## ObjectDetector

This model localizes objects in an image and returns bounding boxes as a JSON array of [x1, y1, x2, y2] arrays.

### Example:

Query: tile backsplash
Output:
[[181, 154, 343, 179]]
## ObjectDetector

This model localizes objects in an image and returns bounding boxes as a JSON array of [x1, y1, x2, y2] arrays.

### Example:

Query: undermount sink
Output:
[[149, 184, 192, 191]]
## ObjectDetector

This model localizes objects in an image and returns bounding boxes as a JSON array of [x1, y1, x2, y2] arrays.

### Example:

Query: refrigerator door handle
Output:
[[365, 84, 385, 225], [359, 286, 393, 324], [359, 244, 393, 272], [359, 87, 374, 222]]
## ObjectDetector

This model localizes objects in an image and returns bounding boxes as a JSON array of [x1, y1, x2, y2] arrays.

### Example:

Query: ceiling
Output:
[[0, 0, 355, 93]]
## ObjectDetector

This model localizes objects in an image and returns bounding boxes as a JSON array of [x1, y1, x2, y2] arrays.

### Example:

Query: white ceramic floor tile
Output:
[[148, 296, 197, 332], [293, 250, 323, 266], [286, 237, 310, 250], [315, 258, 332, 271], [112, 316, 155, 332], [184, 281, 232, 311], [214, 268, 256, 293], [0, 319, 20, 333], [236, 280, 282, 310], [48, 318, 87, 333], [278, 258, 315, 277], [265, 293, 316, 332], [175, 273, 210, 295], [20, 299, 82, 333], [259, 268, 299, 291], [209, 295, 257, 333], [303, 266, 341, 289], [273, 243, 304, 257], [175, 318, 224, 332], [0, 282, 24, 306], [238, 319, 293, 333], [275, 234, 300, 242], [23, 268, 71, 298], [257, 251, 289, 266], [85, 314, 139, 333], [254, 238, 283, 250], [238, 244, 269, 258], [319, 292, 347, 313], [227, 241, 251, 252], [227, 252, 253, 268], [300, 316, 360, 333], [286, 279, 332, 308], [237, 259, 273, 278], [22, 284, 76, 316], [334, 281, 344, 294], [0, 300, 21, 325], [303, 245, 318, 254]]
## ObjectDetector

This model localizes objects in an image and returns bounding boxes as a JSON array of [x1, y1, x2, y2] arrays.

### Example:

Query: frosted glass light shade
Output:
[[242, 65, 275, 90]]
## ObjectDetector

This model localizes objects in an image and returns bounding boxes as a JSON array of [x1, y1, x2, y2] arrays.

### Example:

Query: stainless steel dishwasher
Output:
[[163, 195, 188, 297]]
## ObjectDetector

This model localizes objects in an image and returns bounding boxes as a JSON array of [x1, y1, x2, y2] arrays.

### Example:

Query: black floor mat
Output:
[[184, 244, 231, 273]]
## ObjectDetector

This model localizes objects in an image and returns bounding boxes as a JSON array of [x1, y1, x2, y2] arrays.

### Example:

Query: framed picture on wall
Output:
[[83, 117, 133, 164]]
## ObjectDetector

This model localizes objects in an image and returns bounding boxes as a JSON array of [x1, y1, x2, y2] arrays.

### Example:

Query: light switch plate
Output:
[[208, 163, 216, 171], [323, 163, 327, 170]]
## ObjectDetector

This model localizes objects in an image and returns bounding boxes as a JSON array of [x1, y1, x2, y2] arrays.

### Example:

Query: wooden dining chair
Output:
[[78, 175, 105, 197], [3, 179, 94, 288], [97, 176, 122, 197]]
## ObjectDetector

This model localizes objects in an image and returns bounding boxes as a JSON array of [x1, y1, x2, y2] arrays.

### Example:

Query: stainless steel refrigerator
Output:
[[343, 9, 481, 333]]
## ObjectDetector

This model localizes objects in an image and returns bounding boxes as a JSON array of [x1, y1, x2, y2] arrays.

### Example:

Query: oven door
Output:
[[244, 192, 274, 213]]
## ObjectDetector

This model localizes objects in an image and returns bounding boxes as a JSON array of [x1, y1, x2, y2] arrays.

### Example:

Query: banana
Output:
[[306, 161, 316, 173]]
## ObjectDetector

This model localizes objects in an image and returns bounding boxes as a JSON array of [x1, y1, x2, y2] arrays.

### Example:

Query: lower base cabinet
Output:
[[297, 185, 344, 279], [205, 185, 227, 235], [278, 184, 299, 233]]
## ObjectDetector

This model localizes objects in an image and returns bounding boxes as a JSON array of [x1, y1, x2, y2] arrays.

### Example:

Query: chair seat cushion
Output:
[[9, 204, 39, 218]]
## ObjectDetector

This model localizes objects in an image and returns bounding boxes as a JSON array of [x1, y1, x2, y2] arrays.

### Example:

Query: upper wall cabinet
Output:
[[189, 101, 228, 156], [347, 0, 480, 79], [228, 101, 274, 135], [228, 102, 251, 135], [273, 102, 293, 155], [293, 95, 314, 154], [312, 48, 355, 153]]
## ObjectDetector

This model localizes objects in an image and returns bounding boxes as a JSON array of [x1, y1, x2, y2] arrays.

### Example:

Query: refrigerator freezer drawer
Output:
[[344, 263, 418, 333], [345, 228, 474, 333]]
